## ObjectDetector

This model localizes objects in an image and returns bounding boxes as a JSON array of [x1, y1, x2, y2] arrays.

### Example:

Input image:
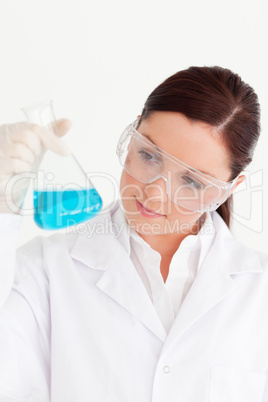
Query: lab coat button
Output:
[[163, 365, 170, 374]]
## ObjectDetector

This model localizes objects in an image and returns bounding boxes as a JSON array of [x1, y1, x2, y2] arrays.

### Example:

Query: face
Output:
[[119, 111, 243, 237]]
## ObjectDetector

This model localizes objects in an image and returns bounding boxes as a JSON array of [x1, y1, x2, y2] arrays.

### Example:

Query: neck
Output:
[[138, 231, 189, 259], [136, 215, 205, 283]]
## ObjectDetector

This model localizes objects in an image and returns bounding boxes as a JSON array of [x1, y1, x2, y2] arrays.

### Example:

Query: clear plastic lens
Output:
[[117, 124, 232, 212]]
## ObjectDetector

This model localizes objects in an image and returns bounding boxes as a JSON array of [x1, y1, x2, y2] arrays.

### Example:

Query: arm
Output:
[[0, 118, 71, 401], [0, 215, 51, 401]]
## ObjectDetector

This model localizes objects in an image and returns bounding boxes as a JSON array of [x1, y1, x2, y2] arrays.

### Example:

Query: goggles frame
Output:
[[116, 119, 238, 212]]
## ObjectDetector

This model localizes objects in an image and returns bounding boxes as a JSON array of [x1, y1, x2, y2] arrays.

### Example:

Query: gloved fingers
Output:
[[9, 119, 72, 136], [0, 141, 35, 165], [36, 118, 72, 154], [11, 157, 32, 174], [5, 120, 71, 156], [50, 118, 72, 137], [0, 156, 31, 176], [35, 125, 71, 156], [7, 125, 43, 157], [0, 120, 72, 214]]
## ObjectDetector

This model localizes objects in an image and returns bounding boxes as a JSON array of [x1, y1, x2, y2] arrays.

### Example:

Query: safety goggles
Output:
[[116, 119, 237, 212]]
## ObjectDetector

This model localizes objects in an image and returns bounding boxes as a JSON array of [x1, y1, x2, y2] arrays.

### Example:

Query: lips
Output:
[[135, 199, 165, 218]]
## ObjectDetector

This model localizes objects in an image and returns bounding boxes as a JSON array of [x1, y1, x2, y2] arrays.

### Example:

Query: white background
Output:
[[0, 0, 267, 252]]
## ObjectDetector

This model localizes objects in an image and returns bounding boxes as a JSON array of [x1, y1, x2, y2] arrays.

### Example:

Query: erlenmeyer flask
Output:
[[21, 100, 102, 230]]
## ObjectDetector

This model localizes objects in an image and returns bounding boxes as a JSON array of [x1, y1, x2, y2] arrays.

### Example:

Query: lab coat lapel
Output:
[[162, 244, 237, 353], [162, 214, 264, 353], [70, 211, 167, 343], [96, 242, 167, 342]]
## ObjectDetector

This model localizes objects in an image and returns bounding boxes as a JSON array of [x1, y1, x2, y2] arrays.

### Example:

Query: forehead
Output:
[[137, 111, 231, 182]]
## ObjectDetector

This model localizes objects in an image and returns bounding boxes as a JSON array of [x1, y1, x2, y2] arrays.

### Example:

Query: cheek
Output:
[[120, 171, 145, 199], [167, 202, 203, 226], [119, 171, 141, 218], [120, 170, 204, 232]]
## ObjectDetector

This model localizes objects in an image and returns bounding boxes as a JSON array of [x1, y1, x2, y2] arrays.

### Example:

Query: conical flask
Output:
[[21, 100, 102, 230]]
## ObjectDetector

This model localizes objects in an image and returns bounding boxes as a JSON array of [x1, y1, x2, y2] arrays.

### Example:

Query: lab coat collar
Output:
[[70, 201, 264, 345], [70, 201, 264, 276], [70, 206, 118, 271], [70, 202, 167, 342], [161, 212, 264, 352], [111, 203, 263, 275]]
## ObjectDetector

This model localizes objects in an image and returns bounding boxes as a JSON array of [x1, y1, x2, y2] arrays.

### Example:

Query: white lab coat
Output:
[[0, 201, 268, 402]]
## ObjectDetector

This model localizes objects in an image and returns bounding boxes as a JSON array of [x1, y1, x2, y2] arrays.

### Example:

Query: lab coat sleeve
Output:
[[0, 214, 22, 309], [0, 214, 50, 402]]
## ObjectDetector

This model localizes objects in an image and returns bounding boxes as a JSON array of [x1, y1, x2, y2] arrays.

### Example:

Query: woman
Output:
[[0, 66, 267, 402]]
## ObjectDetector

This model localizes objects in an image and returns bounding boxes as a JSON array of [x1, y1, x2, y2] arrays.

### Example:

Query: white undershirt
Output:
[[112, 206, 216, 333]]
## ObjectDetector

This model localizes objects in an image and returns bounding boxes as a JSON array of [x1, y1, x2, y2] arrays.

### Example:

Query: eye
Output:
[[138, 149, 161, 165], [181, 175, 205, 190]]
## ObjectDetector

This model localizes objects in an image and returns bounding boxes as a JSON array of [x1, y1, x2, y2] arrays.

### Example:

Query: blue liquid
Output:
[[33, 188, 102, 230]]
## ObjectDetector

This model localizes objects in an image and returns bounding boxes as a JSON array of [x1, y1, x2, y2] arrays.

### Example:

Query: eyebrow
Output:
[[142, 133, 218, 179], [143, 133, 158, 147]]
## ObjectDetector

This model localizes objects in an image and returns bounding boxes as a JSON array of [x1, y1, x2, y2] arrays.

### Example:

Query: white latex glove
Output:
[[0, 119, 72, 214]]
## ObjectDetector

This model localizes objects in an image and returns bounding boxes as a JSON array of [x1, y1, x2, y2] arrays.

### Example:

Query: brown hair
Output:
[[138, 66, 261, 227]]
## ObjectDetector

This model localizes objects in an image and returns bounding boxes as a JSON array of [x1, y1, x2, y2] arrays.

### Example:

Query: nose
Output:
[[144, 177, 169, 203]]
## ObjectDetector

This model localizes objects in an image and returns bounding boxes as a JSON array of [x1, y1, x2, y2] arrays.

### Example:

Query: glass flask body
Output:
[[21, 100, 102, 230]]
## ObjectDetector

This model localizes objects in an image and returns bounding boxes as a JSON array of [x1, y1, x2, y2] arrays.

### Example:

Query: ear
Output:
[[229, 174, 246, 196]]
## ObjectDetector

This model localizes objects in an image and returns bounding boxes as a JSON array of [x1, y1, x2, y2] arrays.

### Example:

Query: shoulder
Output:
[[17, 201, 120, 263]]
